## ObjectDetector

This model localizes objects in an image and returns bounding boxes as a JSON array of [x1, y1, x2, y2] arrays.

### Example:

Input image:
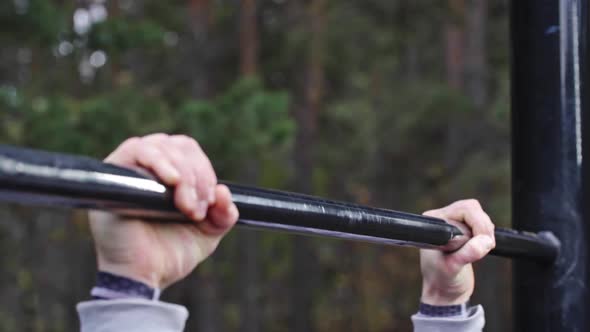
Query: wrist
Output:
[[97, 261, 162, 289], [421, 282, 471, 305]]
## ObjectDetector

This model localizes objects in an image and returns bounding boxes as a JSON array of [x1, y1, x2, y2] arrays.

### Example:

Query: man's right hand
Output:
[[89, 133, 239, 290], [419, 199, 496, 305]]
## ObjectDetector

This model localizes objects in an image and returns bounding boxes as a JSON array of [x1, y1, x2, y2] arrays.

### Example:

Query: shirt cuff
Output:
[[418, 301, 469, 318], [77, 299, 188, 332], [412, 305, 485, 332]]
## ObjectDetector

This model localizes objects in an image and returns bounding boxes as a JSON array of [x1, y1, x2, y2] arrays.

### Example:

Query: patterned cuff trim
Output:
[[91, 271, 161, 301], [418, 301, 469, 317]]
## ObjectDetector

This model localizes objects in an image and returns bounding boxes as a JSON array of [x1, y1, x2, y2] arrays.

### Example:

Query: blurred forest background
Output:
[[0, 0, 512, 331]]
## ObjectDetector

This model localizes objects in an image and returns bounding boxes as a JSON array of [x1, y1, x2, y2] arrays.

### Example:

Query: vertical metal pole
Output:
[[512, 0, 589, 331]]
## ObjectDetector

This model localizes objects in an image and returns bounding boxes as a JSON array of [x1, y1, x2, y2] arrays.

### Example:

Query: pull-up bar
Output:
[[0, 144, 559, 263]]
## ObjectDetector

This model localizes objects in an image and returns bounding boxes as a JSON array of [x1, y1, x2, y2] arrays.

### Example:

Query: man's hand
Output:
[[89, 134, 239, 289], [420, 199, 496, 305]]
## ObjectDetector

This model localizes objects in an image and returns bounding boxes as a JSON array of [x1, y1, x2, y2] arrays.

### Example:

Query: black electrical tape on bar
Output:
[[228, 184, 459, 245], [0, 144, 559, 262], [0, 145, 457, 247]]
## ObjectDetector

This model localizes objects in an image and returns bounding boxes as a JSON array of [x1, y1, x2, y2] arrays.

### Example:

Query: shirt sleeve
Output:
[[411, 305, 485, 332], [77, 299, 189, 332]]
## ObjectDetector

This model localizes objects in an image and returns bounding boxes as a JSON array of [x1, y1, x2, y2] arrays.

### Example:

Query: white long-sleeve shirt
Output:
[[78, 300, 485, 332]]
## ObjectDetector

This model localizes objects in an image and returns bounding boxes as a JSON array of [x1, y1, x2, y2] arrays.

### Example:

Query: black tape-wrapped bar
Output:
[[0, 144, 559, 263]]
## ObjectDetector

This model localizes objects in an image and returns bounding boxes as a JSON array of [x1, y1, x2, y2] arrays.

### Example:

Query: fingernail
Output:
[[164, 164, 180, 182], [481, 236, 494, 250], [182, 185, 197, 203], [230, 203, 239, 219], [208, 187, 216, 204], [198, 200, 209, 218], [191, 201, 208, 220], [192, 209, 205, 221], [178, 184, 197, 207]]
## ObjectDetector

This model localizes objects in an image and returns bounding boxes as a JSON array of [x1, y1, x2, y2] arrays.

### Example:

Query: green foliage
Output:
[[0, 0, 67, 45], [88, 19, 167, 52], [379, 82, 471, 157], [0, 79, 293, 164], [177, 77, 294, 173], [1, 88, 175, 156]]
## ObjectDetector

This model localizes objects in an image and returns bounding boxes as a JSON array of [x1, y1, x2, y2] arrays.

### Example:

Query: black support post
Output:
[[512, 0, 589, 330]]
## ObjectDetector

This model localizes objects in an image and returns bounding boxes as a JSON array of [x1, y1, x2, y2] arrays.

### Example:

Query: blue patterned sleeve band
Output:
[[91, 271, 161, 301], [418, 301, 469, 317]]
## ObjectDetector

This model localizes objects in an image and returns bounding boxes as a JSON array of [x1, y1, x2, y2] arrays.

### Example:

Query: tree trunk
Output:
[[237, 163, 261, 331], [465, 0, 488, 109], [108, 0, 120, 16], [108, 0, 122, 85], [189, 0, 211, 42], [305, 0, 325, 125], [186, 2, 220, 330], [445, 0, 465, 90], [464, 4, 503, 330], [443, 0, 466, 182], [473, 258, 513, 332], [239, 0, 259, 76], [188, 0, 212, 97], [193, 272, 222, 332], [238, 229, 261, 332], [291, 0, 326, 331], [237, 2, 262, 329]]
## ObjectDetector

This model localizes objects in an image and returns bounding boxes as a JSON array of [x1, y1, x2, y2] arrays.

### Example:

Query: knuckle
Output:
[[172, 135, 205, 156], [461, 199, 481, 209], [137, 142, 159, 156], [472, 241, 487, 256], [206, 162, 217, 176], [121, 136, 141, 149], [204, 173, 218, 186], [422, 209, 443, 218], [467, 198, 481, 207], [422, 209, 436, 216], [142, 132, 169, 142], [477, 246, 487, 258], [217, 184, 230, 195], [171, 134, 199, 147]]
